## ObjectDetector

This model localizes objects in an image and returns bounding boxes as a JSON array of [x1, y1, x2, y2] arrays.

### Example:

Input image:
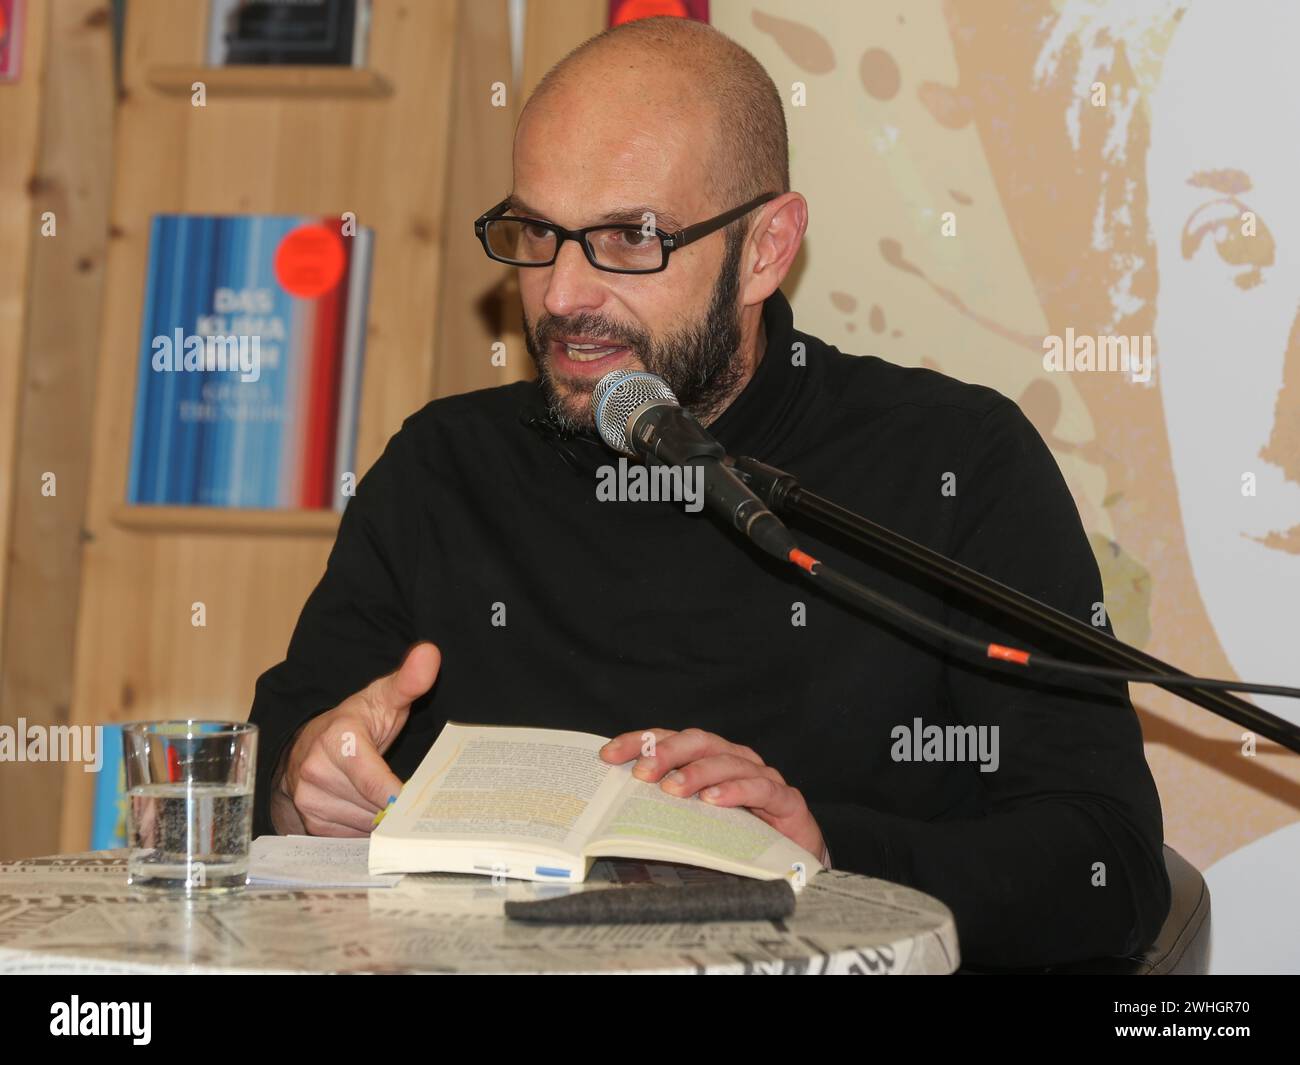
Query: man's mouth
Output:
[[565, 343, 624, 362], [549, 336, 632, 367]]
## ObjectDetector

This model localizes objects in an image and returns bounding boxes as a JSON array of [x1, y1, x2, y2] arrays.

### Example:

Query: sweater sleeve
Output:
[[806, 398, 1170, 969], [248, 424, 421, 838]]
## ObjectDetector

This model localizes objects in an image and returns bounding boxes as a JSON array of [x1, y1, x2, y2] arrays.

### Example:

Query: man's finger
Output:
[[599, 727, 676, 763], [658, 754, 785, 798], [303, 750, 384, 814], [631, 728, 763, 781], [368, 641, 442, 716], [700, 777, 802, 820], [335, 738, 405, 811], [296, 786, 378, 836]]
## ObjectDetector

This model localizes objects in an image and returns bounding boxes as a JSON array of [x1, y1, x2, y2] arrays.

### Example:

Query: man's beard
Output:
[[523, 230, 745, 434]]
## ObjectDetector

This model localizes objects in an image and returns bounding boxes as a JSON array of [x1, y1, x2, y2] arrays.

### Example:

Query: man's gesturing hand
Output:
[[270, 642, 441, 836], [599, 727, 825, 858]]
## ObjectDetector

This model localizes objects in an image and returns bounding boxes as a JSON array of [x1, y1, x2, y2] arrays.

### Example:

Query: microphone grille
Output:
[[591, 370, 678, 454]]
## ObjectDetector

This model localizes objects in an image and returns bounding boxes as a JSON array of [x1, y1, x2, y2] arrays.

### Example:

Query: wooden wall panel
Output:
[[521, 0, 605, 99], [432, 0, 607, 398], [38, 0, 614, 853], [432, 0, 523, 399], [0, 0, 114, 861], [0, 0, 50, 672], [59, 0, 462, 851]]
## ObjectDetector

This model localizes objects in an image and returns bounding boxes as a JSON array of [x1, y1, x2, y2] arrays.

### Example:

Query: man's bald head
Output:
[[509, 17, 805, 434], [521, 16, 789, 209]]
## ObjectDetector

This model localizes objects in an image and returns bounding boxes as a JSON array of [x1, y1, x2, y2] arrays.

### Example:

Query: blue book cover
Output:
[[127, 214, 373, 510], [89, 724, 127, 850]]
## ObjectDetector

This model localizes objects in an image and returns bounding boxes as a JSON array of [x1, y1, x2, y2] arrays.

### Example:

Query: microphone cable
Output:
[[785, 547, 1300, 701]]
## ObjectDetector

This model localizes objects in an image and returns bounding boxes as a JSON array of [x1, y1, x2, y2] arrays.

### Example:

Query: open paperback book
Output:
[[368, 723, 822, 884]]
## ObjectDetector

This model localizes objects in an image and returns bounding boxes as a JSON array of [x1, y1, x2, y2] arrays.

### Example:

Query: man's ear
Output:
[[740, 192, 808, 307]]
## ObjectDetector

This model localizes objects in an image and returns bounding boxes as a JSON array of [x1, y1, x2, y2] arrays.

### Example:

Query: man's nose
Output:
[[542, 239, 608, 320]]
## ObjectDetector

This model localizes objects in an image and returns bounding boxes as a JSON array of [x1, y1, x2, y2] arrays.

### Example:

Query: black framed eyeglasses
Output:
[[473, 192, 778, 274]]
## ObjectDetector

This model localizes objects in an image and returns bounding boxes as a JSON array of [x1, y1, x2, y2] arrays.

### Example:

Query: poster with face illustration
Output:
[[717, 0, 1300, 973]]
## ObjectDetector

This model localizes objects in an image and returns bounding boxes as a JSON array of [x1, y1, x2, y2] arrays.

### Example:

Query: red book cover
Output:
[[274, 223, 350, 508]]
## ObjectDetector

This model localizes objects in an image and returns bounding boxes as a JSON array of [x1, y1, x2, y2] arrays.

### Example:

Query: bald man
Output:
[[250, 16, 1170, 969]]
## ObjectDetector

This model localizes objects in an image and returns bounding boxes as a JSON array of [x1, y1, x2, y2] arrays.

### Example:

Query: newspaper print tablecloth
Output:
[[0, 851, 959, 974]]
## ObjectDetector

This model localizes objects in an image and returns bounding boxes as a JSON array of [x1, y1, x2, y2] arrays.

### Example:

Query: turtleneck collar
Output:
[[704, 287, 805, 460]]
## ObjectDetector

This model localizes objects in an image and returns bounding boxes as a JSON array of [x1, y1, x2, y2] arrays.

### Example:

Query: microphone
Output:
[[590, 369, 798, 562]]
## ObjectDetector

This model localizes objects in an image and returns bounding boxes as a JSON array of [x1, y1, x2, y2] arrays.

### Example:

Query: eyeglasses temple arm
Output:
[[669, 192, 779, 249]]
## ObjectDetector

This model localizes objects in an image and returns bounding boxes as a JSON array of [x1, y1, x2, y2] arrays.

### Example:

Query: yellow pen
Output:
[[372, 792, 399, 827]]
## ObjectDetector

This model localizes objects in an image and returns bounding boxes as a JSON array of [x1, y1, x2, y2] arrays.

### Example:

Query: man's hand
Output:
[[599, 727, 825, 858], [270, 642, 441, 837]]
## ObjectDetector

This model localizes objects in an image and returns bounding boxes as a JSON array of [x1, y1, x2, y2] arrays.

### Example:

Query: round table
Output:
[[0, 850, 959, 974]]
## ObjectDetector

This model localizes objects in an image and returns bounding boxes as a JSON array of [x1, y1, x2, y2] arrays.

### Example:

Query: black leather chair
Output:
[[958, 846, 1211, 974]]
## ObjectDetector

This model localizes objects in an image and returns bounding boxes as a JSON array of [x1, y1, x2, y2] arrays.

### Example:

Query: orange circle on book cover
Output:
[[274, 224, 346, 299]]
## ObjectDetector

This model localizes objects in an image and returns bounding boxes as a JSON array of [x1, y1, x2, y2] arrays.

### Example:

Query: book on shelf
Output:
[[89, 724, 128, 850], [127, 213, 373, 512], [206, 0, 370, 67], [368, 723, 823, 885]]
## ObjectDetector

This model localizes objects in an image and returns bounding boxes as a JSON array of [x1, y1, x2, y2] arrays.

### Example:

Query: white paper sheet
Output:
[[249, 835, 402, 888]]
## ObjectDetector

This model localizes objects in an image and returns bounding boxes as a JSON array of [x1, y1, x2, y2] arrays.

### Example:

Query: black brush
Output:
[[504, 878, 796, 924]]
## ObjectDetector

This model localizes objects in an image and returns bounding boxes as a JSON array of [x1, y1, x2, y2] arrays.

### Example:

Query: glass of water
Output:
[[122, 721, 258, 895]]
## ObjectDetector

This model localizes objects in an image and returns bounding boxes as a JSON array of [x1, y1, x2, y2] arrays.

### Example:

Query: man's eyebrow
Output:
[[505, 195, 683, 230], [595, 205, 685, 230]]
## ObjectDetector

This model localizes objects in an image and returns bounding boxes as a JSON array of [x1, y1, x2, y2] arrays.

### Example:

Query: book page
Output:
[[376, 723, 627, 858], [585, 771, 821, 880]]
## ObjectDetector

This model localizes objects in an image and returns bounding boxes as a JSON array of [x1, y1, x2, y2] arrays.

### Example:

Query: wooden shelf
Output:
[[61, 0, 472, 855], [111, 504, 341, 537], [146, 65, 392, 98]]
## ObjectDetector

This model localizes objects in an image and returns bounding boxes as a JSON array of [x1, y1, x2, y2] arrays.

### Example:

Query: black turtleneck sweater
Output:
[[249, 289, 1170, 969]]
